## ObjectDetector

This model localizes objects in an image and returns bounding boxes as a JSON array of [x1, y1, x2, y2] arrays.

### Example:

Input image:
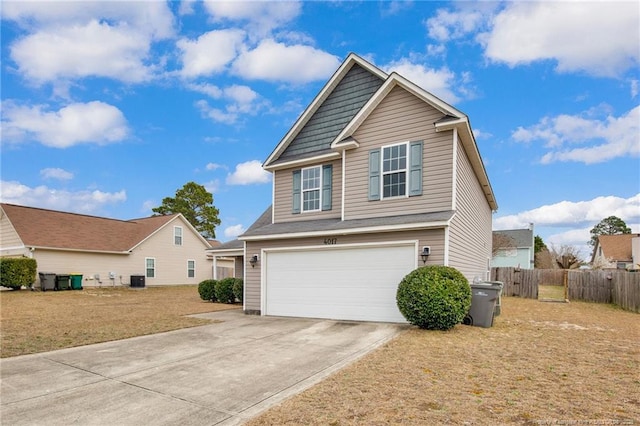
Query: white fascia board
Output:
[[264, 54, 387, 168], [240, 220, 451, 241], [263, 152, 341, 171], [207, 248, 244, 257]]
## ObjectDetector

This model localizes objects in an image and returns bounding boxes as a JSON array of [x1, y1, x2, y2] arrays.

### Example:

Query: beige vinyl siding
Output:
[[272, 159, 342, 223], [30, 217, 212, 287], [0, 210, 26, 256], [345, 86, 454, 220], [243, 228, 446, 313], [448, 137, 493, 282]]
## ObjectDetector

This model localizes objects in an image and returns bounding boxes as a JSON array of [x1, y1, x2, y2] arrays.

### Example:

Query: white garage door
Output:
[[264, 243, 416, 322]]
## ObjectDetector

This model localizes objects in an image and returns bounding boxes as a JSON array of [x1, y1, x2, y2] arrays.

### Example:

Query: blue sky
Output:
[[1, 1, 639, 259]]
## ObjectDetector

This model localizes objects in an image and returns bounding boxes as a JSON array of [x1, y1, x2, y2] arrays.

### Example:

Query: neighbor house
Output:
[[210, 53, 498, 323], [591, 233, 640, 270], [491, 226, 535, 269], [0, 203, 218, 288]]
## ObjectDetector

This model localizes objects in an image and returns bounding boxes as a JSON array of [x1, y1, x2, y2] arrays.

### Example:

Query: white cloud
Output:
[[226, 160, 271, 185], [224, 224, 246, 239], [481, 2, 640, 78], [4, 2, 174, 86], [177, 29, 245, 78], [206, 163, 225, 171], [10, 20, 157, 85], [203, 179, 221, 195], [385, 58, 466, 104], [233, 39, 340, 84], [494, 194, 640, 230], [193, 85, 264, 124], [0, 180, 126, 214], [2, 101, 129, 148], [426, 7, 486, 42], [40, 168, 73, 181], [202, 0, 301, 38], [1, 1, 175, 38], [512, 105, 640, 164]]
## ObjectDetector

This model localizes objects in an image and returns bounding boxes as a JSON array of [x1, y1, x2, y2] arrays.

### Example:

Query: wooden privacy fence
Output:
[[490, 267, 640, 313]]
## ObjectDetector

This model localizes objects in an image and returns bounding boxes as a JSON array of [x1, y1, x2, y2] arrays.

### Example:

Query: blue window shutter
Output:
[[369, 149, 381, 201], [292, 170, 301, 214], [409, 140, 423, 196], [322, 164, 332, 211]]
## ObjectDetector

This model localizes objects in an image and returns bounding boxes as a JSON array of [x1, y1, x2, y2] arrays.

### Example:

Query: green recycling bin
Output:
[[55, 274, 71, 291], [70, 274, 83, 290]]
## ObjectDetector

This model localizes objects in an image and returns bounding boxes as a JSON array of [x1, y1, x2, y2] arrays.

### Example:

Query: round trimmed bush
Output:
[[215, 277, 236, 304], [232, 278, 243, 303], [198, 279, 217, 302], [396, 265, 471, 330]]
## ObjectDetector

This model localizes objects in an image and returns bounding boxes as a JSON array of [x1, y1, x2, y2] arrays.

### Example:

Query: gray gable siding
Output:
[[278, 64, 384, 161]]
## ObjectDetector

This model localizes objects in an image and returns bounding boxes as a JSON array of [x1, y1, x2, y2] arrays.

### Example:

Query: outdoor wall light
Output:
[[249, 255, 259, 268], [421, 246, 431, 264]]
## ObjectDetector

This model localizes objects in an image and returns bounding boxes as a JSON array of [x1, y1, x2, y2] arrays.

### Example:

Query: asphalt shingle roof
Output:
[[598, 234, 639, 261], [1, 203, 178, 252], [240, 206, 455, 239]]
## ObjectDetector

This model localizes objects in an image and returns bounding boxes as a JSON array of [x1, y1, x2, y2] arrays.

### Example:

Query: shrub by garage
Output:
[[198, 279, 217, 302], [396, 265, 471, 330], [215, 277, 236, 304]]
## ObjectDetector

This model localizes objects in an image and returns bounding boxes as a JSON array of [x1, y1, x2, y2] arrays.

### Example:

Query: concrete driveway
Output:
[[1, 309, 404, 426]]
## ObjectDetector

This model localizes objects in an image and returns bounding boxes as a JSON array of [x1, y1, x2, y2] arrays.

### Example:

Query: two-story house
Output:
[[212, 53, 497, 323], [591, 233, 640, 270]]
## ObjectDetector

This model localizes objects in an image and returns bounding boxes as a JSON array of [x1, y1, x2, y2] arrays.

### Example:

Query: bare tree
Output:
[[492, 232, 516, 256], [550, 244, 583, 269]]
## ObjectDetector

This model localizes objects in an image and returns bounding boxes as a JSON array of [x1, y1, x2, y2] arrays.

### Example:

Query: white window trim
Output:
[[145, 257, 156, 278], [381, 142, 409, 200], [301, 165, 322, 213], [174, 226, 183, 246], [187, 259, 196, 278]]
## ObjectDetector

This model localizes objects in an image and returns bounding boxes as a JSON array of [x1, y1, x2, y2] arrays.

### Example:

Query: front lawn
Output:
[[247, 297, 639, 425], [0, 285, 238, 358]]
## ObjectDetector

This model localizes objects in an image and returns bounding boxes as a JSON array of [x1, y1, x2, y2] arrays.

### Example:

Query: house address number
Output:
[[324, 238, 337, 245]]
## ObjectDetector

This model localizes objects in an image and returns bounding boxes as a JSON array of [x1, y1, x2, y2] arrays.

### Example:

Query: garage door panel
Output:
[[264, 244, 415, 322]]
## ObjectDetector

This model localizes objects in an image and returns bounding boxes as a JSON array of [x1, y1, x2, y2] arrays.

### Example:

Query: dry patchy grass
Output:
[[248, 297, 640, 426], [0, 286, 239, 358]]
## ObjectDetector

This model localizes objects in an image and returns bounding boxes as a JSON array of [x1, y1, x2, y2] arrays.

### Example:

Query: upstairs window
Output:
[[174, 226, 183, 246], [382, 144, 407, 198], [369, 141, 423, 201], [292, 164, 333, 214], [302, 166, 321, 212]]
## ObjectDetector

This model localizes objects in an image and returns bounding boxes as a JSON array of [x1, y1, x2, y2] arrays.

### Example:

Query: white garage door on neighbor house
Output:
[[263, 242, 417, 323]]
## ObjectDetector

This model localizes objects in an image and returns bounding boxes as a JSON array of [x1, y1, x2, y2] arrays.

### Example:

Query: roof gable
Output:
[[332, 72, 497, 211], [0, 203, 206, 253], [263, 53, 386, 169]]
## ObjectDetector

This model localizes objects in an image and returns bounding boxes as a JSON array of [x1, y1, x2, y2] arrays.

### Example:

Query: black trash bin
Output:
[[39, 272, 56, 291], [55, 274, 71, 291], [130, 275, 145, 288]]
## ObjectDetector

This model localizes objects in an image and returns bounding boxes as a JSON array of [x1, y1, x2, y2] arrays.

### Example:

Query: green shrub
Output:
[[232, 278, 243, 303], [0, 258, 37, 290], [198, 279, 217, 302], [215, 277, 236, 304], [396, 265, 471, 330]]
